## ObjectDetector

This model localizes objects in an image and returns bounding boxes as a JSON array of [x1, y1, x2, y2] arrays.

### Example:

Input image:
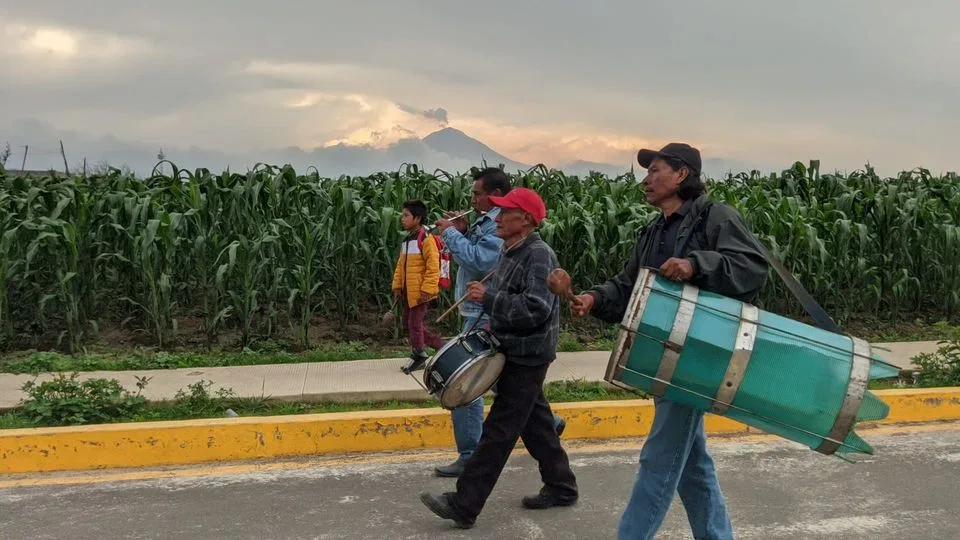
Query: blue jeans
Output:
[[617, 397, 734, 540], [450, 315, 564, 463]]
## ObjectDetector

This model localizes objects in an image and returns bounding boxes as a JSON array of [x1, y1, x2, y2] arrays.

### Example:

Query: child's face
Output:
[[401, 209, 421, 230]]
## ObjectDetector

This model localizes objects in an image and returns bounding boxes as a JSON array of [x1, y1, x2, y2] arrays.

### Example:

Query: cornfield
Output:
[[0, 160, 957, 353]]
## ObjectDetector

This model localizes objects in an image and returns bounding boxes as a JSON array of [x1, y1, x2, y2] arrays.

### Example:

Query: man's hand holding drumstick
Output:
[[434, 235, 525, 324], [435, 269, 496, 323], [465, 281, 486, 302]]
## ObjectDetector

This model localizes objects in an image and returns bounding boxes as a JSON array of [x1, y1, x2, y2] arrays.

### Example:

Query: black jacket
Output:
[[588, 194, 769, 324]]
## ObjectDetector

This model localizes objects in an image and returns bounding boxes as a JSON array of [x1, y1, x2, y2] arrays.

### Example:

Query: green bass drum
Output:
[[605, 268, 900, 456]]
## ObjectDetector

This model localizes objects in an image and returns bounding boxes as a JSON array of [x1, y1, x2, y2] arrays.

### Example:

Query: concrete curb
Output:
[[2, 387, 959, 475]]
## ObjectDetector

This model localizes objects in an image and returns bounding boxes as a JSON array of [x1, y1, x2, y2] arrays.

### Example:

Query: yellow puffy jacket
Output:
[[392, 229, 440, 307]]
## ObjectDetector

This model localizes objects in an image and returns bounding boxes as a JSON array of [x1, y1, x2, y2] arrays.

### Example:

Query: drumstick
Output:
[[435, 268, 496, 323], [434, 236, 525, 323]]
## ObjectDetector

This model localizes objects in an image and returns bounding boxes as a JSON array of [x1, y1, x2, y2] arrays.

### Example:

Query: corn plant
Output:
[[124, 209, 187, 348], [0, 189, 18, 348], [224, 230, 278, 348], [0, 158, 956, 352]]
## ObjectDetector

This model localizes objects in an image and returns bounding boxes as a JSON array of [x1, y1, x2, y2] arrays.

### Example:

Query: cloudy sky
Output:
[[1, 1, 957, 177]]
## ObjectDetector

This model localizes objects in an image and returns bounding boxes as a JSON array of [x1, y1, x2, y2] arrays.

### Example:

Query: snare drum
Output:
[[423, 329, 505, 410]]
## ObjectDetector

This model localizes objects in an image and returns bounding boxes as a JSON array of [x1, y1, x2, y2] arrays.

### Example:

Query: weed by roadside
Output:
[[0, 374, 641, 430], [14, 372, 150, 427], [910, 325, 960, 388]]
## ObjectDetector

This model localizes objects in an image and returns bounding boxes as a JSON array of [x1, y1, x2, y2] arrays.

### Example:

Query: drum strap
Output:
[[692, 201, 844, 335], [761, 245, 844, 334]]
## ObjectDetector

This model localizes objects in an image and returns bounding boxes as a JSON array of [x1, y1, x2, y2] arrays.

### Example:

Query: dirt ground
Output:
[[1, 302, 952, 358]]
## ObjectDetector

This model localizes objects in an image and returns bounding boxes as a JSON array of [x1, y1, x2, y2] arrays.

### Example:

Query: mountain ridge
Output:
[[2, 118, 753, 179]]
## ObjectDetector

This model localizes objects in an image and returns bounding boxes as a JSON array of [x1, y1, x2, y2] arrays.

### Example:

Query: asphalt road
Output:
[[2, 424, 959, 539]]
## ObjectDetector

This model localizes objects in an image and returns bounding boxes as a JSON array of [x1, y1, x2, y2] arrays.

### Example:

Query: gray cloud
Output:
[[1, 1, 958, 176], [396, 104, 449, 126], [422, 108, 449, 126]]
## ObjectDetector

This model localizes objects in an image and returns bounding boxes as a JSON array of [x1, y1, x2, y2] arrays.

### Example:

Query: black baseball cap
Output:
[[636, 142, 702, 175]]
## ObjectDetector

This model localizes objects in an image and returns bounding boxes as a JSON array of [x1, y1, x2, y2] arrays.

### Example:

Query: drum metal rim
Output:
[[606, 329, 634, 383], [607, 269, 656, 384], [623, 269, 657, 334], [619, 268, 647, 330], [437, 351, 505, 409], [709, 303, 761, 415], [649, 284, 699, 397], [422, 330, 497, 390], [814, 336, 871, 455], [422, 336, 459, 385]]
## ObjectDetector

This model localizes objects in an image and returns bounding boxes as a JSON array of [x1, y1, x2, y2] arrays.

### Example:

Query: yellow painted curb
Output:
[[2, 388, 959, 474]]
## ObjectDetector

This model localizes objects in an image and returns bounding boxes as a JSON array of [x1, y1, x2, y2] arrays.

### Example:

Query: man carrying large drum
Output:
[[570, 142, 769, 540]]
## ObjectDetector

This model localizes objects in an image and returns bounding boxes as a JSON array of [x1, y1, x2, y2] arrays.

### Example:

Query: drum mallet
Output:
[[381, 296, 400, 326], [547, 268, 576, 301]]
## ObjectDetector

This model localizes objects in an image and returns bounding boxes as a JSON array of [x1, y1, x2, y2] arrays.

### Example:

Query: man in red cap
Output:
[[420, 186, 579, 530]]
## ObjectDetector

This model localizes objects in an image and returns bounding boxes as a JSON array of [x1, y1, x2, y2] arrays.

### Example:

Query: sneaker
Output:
[[401, 351, 428, 374]]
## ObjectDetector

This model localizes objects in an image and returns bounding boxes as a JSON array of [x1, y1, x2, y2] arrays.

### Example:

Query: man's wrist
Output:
[[441, 226, 459, 240]]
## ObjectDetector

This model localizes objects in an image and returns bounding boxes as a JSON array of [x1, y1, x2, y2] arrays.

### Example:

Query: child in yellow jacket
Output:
[[393, 200, 444, 373]]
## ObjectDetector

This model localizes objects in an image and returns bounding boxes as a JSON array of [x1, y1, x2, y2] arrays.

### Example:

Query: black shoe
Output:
[[555, 418, 566, 437], [434, 460, 465, 478], [401, 351, 428, 374], [521, 490, 578, 510], [419, 492, 475, 529]]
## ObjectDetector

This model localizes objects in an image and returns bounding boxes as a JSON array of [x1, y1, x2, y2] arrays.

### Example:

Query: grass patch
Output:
[[0, 330, 615, 375], [0, 341, 410, 375], [0, 377, 641, 430], [844, 318, 956, 343]]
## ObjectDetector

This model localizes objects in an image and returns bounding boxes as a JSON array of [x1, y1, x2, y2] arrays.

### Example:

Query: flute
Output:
[[424, 208, 475, 233]]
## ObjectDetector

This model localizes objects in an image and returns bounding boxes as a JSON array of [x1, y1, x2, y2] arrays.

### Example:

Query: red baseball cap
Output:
[[488, 187, 547, 224]]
